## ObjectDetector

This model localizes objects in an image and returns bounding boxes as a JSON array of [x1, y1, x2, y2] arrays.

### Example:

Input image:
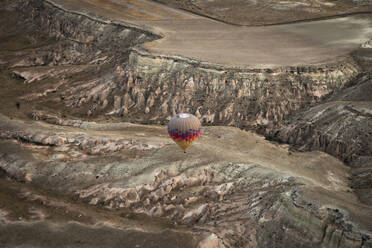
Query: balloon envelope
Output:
[[168, 113, 201, 151]]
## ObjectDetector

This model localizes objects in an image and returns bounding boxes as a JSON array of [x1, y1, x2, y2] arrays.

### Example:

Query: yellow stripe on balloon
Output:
[[174, 139, 197, 151]]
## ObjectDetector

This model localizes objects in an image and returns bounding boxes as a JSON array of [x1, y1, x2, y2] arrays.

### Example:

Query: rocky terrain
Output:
[[265, 46, 372, 206], [155, 0, 372, 25], [0, 0, 372, 247]]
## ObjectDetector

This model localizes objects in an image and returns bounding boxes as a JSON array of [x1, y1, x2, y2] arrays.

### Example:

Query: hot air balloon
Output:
[[168, 113, 201, 152]]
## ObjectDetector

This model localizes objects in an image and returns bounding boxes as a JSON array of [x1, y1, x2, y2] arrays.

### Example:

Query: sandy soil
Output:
[[155, 0, 372, 26], [50, 0, 372, 67], [0, 179, 199, 248]]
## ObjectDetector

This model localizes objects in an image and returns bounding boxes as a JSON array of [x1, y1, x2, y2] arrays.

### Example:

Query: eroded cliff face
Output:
[[1, 0, 372, 247], [124, 52, 361, 127], [8, 0, 362, 130], [14, 54, 361, 128], [1, 114, 371, 248], [265, 46, 372, 205], [1, 0, 159, 73], [265, 72, 372, 161]]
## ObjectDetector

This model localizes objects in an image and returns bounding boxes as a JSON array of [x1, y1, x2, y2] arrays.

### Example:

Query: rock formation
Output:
[[0, 0, 372, 247]]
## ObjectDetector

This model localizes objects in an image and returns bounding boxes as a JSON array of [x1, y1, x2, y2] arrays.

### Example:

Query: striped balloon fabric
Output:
[[168, 113, 201, 151]]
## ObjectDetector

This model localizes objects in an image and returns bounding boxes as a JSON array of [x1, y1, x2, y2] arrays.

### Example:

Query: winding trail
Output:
[[51, 0, 372, 68]]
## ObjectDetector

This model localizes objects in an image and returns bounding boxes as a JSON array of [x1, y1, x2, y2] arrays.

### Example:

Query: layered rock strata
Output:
[[1, 114, 371, 247], [7, 0, 362, 129], [1, 0, 372, 247], [265, 46, 372, 205]]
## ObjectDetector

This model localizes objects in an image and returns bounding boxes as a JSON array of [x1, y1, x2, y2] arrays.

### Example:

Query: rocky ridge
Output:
[[1, 113, 371, 247], [8, 0, 363, 129], [265, 46, 372, 205], [0, 0, 372, 247]]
